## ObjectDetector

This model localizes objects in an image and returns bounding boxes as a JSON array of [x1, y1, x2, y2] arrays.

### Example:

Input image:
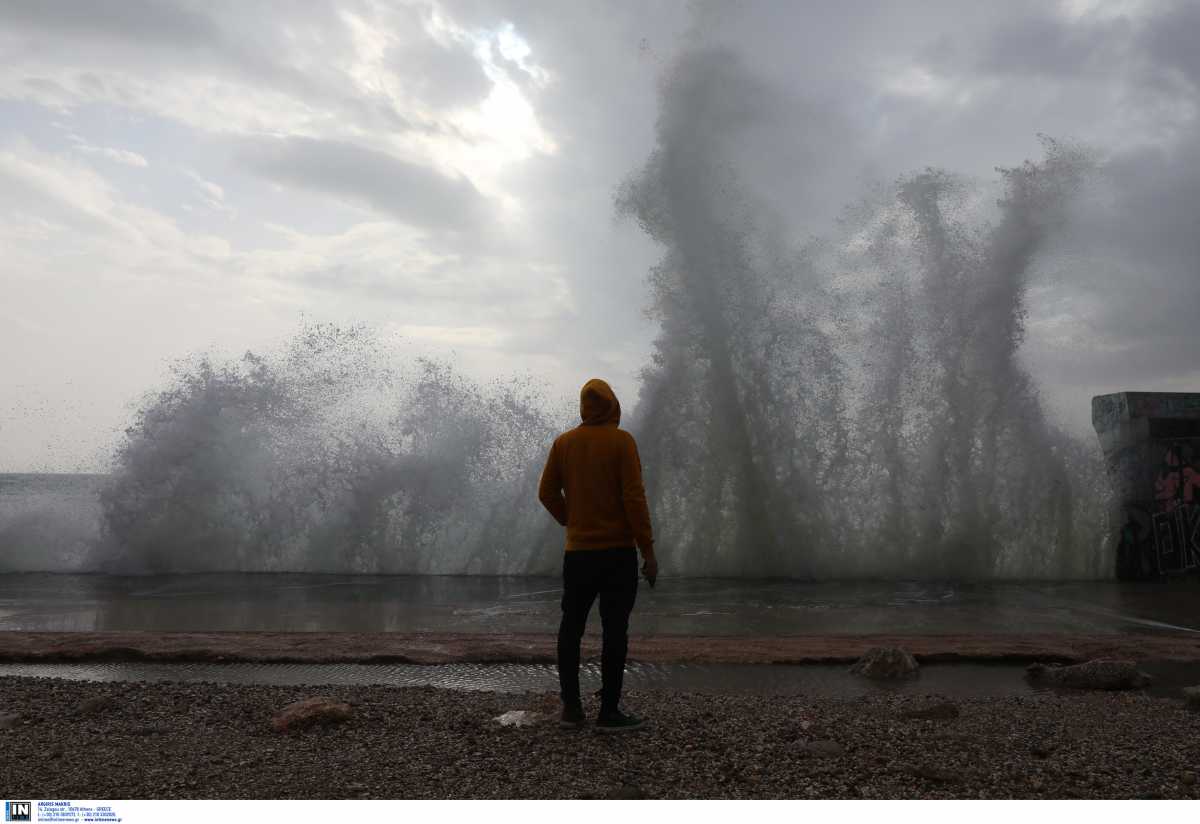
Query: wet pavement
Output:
[[2, 658, 1199, 699], [0, 573, 1197, 635]]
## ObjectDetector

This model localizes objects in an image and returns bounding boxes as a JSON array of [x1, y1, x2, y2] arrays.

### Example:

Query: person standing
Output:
[[538, 378, 657, 732]]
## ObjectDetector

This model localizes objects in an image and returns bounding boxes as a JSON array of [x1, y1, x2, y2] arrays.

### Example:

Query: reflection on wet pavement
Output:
[[0, 573, 1197, 635]]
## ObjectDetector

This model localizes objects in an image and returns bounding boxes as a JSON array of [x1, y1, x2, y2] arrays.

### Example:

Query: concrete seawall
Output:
[[1093, 391, 1200, 578]]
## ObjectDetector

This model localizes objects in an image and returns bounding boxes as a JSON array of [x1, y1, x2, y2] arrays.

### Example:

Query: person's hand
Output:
[[641, 555, 658, 588]]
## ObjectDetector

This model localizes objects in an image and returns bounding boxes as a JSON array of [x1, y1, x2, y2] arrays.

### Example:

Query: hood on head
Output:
[[580, 378, 621, 426]]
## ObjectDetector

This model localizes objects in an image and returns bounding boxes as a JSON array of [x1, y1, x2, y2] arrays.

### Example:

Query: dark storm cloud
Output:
[[1139, 0, 1200, 90], [966, 11, 1128, 76], [236, 135, 492, 234], [920, 2, 1200, 400], [1046, 136, 1200, 389], [946, 0, 1200, 94]]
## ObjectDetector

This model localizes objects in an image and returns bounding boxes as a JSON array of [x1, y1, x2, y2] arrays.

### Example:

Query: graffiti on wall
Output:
[[1116, 503, 1155, 579], [1150, 441, 1200, 574], [1154, 442, 1200, 510], [1094, 393, 1200, 578]]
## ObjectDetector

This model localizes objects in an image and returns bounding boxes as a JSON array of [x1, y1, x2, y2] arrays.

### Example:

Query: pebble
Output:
[[1031, 742, 1055, 758], [798, 740, 844, 758], [77, 695, 118, 716], [0, 712, 21, 729], [907, 763, 961, 783], [901, 701, 960, 721], [1, 676, 1198, 799]]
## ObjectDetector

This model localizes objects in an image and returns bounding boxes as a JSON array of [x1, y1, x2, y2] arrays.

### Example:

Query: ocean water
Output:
[[1, 570, 1197, 635], [1, 475, 1197, 636], [0, 473, 106, 572], [0, 469, 1111, 579]]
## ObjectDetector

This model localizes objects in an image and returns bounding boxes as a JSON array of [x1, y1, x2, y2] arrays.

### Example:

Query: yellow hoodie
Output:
[[538, 379, 655, 553]]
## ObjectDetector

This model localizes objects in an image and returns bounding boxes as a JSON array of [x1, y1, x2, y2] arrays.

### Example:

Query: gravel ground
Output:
[[2, 675, 1198, 799]]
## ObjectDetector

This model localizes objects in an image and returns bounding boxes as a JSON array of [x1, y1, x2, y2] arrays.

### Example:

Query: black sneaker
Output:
[[559, 703, 586, 729], [595, 709, 646, 733]]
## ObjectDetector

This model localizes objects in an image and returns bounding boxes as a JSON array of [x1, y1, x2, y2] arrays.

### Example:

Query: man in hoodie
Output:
[[538, 378, 657, 732]]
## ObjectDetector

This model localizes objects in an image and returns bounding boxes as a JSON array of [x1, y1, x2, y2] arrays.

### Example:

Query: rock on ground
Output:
[[494, 710, 549, 727], [271, 697, 353, 732], [850, 647, 919, 680], [1025, 659, 1151, 691]]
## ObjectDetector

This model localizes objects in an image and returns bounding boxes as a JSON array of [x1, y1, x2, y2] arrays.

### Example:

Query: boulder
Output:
[[1025, 659, 1151, 690], [850, 646, 919, 679], [270, 697, 353, 732], [1183, 686, 1200, 709]]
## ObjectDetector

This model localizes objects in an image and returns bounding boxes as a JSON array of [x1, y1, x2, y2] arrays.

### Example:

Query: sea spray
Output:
[[618, 49, 852, 578], [0, 474, 104, 572], [1, 52, 1117, 579], [93, 323, 565, 574], [618, 49, 1111, 578]]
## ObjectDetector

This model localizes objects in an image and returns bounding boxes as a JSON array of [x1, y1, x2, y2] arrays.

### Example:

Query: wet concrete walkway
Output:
[[2, 573, 1198, 635], [4, 629, 1200, 667], [3, 658, 1199, 699], [4, 574, 1200, 672]]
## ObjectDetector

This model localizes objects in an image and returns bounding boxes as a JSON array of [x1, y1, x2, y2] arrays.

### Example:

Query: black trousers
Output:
[[557, 547, 639, 713]]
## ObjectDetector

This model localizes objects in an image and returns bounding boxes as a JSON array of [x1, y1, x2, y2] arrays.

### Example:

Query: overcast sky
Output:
[[2, 0, 1198, 472]]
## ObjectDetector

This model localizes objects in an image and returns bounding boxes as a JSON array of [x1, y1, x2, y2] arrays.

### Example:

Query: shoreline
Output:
[[2, 630, 1200, 665], [1, 675, 1197, 799]]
